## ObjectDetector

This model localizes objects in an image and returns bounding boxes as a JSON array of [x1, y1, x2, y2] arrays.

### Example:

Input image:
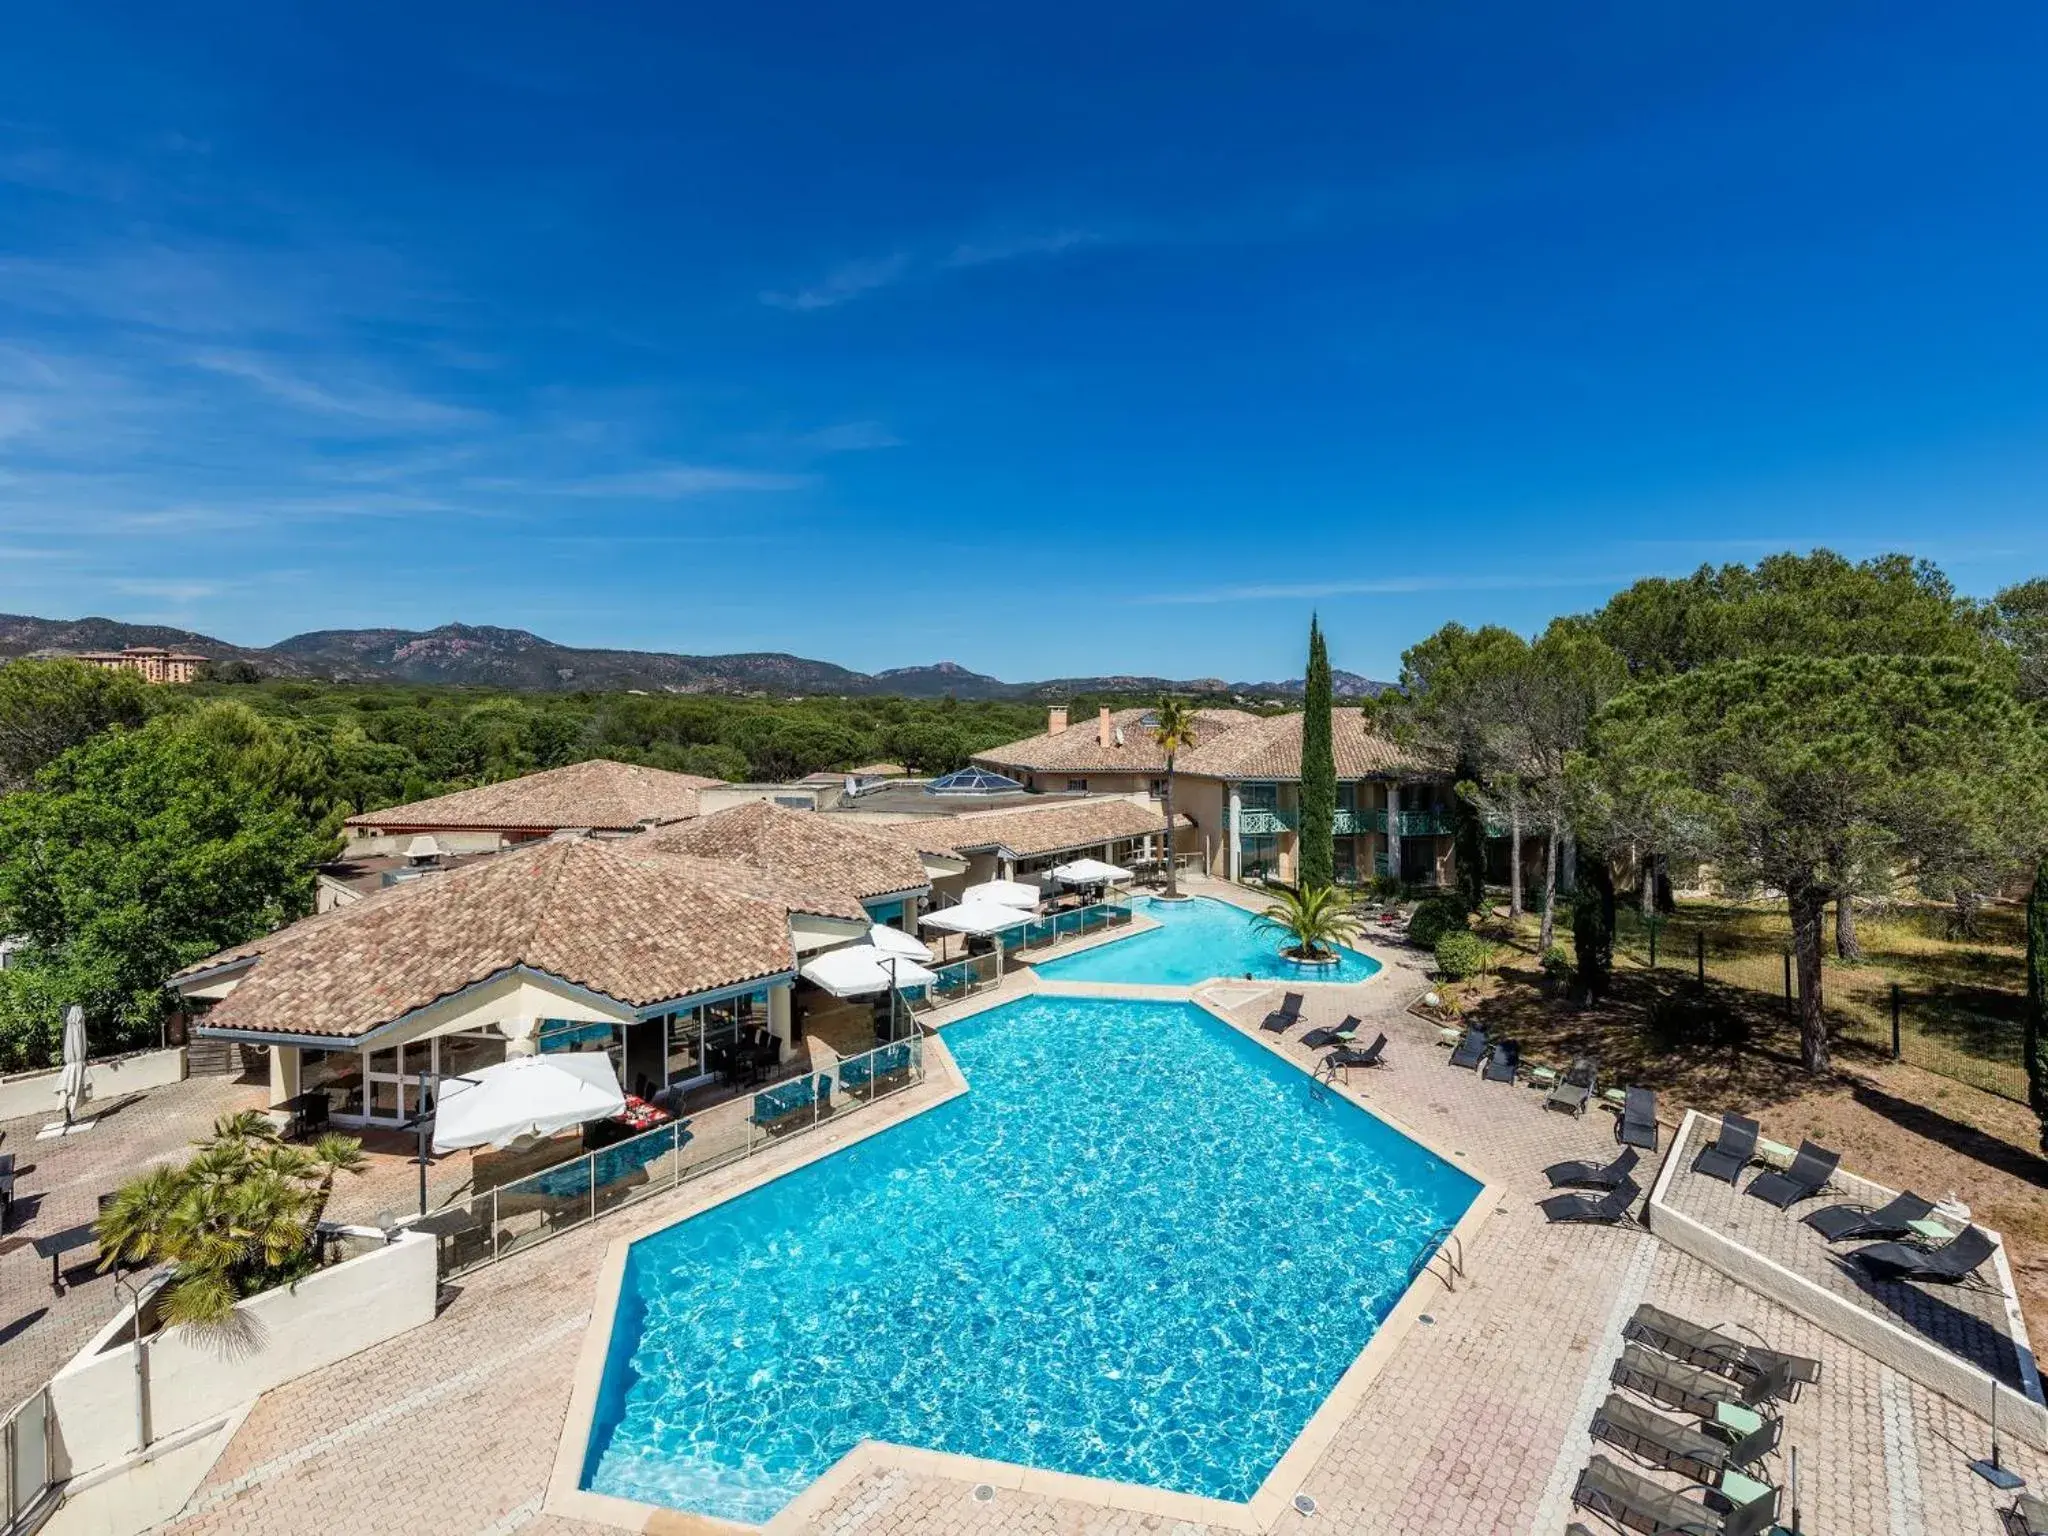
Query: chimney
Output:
[[1098, 706, 1113, 748], [1047, 706, 1068, 736]]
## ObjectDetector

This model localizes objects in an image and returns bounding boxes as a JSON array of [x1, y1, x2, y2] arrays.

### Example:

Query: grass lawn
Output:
[[1441, 895, 2048, 1325]]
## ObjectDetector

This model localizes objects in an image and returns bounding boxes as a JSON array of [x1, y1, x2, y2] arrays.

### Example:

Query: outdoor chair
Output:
[[1539, 1175, 1641, 1226], [1544, 1145, 1639, 1192], [1611, 1343, 1795, 1419], [1319, 1032, 1387, 1079], [1481, 1040, 1519, 1084], [1589, 1392, 1777, 1485], [1849, 1223, 1999, 1287], [1745, 1139, 1840, 1209], [1618, 1087, 1659, 1150], [2003, 1491, 2048, 1536], [1624, 1304, 1822, 1391], [1545, 1056, 1598, 1116], [1571, 1454, 1778, 1536], [1691, 1113, 1760, 1183], [1300, 1014, 1362, 1048], [1259, 992, 1306, 1034], [1805, 1189, 1936, 1243], [1446, 1028, 1488, 1070]]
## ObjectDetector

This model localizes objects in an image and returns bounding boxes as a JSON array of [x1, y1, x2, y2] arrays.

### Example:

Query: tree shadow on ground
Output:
[[1848, 1081, 2048, 1191]]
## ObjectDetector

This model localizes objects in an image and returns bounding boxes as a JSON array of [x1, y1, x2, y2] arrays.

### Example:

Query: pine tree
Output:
[[1298, 616, 1336, 890], [2027, 858, 2048, 1154]]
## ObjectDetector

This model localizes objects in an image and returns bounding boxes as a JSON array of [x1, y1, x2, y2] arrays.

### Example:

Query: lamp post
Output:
[[113, 1274, 151, 1454], [413, 1067, 433, 1216]]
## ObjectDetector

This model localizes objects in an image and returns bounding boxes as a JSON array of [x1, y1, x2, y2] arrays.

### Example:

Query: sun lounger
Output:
[[1446, 1028, 1488, 1070], [1544, 1146, 1640, 1191], [1850, 1223, 1999, 1286], [1321, 1032, 1387, 1078], [1589, 1392, 1775, 1485], [1804, 1189, 1935, 1243], [1540, 1175, 1641, 1225], [1619, 1087, 1659, 1150], [1623, 1304, 1822, 1390], [1571, 1454, 1778, 1536], [1300, 1014, 1362, 1048], [1691, 1113, 1759, 1184], [1481, 1040, 1519, 1083], [1612, 1343, 1794, 1419], [1259, 992, 1305, 1034], [1744, 1139, 1840, 1209], [2003, 1491, 2048, 1536], [1546, 1056, 1597, 1116]]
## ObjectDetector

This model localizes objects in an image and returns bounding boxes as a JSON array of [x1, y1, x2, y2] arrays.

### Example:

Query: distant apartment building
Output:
[[73, 646, 210, 684]]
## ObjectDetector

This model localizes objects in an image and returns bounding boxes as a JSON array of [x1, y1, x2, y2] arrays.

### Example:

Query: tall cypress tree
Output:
[[1298, 615, 1337, 890], [2027, 858, 2048, 1154], [1451, 755, 1487, 911]]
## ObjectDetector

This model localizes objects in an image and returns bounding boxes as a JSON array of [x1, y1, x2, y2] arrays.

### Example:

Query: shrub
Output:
[[1368, 873, 1404, 902], [1408, 896, 1470, 949], [1434, 930, 1491, 980], [1540, 945, 1574, 983]]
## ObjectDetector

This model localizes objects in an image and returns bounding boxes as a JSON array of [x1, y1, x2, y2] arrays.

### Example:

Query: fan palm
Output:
[[1151, 696, 1201, 898], [1254, 882, 1362, 961]]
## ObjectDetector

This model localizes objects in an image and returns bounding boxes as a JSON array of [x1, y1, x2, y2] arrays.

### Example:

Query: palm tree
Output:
[[1151, 696, 1201, 898], [1255, 883, 1362, 962]]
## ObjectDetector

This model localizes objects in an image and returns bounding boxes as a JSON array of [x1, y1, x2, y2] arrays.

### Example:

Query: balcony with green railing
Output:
[[1393, 808, 1454, 837], [1235, 804, 1297, 836], [1332, 807, 1386, 835]]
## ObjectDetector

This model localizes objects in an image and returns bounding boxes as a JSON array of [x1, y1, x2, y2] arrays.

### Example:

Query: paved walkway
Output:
[[51, 881, 2048, 1533]]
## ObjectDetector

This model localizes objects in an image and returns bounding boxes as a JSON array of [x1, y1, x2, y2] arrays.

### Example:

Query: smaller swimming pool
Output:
[[1032, 894, 1381, 987]]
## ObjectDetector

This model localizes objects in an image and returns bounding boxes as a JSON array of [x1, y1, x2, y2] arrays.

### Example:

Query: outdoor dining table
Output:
[[32, 1221, 98, 1294]]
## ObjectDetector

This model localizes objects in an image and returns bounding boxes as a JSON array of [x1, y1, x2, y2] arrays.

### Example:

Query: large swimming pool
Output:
[[582, 996, 1476, 1521], [1031, 894, 1382, 986]]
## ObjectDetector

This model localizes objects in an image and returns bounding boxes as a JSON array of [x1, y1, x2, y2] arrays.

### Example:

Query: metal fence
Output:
[[429, 1035, 926, 1278], [916, 951, 1000, 1010], [1015, 900, 1133, 953], [1, 1390, 55, 1536]]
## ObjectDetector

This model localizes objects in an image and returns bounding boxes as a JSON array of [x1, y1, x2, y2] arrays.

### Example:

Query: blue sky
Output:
[[3, 4, 2046, 682]]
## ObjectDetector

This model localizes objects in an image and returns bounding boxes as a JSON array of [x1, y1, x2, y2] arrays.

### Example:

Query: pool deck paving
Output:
[[46, 876, 2048, 1535]]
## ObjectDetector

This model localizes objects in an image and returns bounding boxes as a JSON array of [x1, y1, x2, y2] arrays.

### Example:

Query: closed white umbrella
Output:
[[801, 944, 939, 998], [961, 879, 1041, 909], [919, 900, 1036, 936], [1051, 858, 1134, 886], [58, 1004, 89, 1126], [431, 1051, 626, 1153], [868, 923, 933, 963]]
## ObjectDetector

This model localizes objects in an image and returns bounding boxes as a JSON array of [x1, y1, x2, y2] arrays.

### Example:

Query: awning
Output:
[[800, 944, 938, 998], [868, 923, 934, 963], [1051, 858, 1133, 886], [431, 1052, 626, 1153], [920, 900, 1036, 936], [962, 879, 1041, 909]]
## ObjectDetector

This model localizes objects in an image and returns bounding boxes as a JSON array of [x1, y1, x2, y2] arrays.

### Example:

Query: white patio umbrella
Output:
[[1051, 858, 1134, 886], [801, 944, 939, 998], [919, 900, 1036, 936], [867, 923, 933, 963], [431, 1051, 625, 1153], [961, 878, 1041, 909], [57, 1004, 89, 1125]]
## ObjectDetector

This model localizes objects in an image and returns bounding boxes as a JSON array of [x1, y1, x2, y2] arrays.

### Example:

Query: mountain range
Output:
[[0, 614, 1394, 701]]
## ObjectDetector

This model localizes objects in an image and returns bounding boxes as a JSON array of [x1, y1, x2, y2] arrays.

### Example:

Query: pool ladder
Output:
[[1411, 1223, 1467, 1293]]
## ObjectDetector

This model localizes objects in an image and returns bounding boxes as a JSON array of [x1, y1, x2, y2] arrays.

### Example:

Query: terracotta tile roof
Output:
[[971, 707, 1261, 776], [640, 801, 932, 902], [343, 759, 723, 832], [901, 797, 1184, 859], [1179, 708, 1437, 780], [181, 838, 863, 1040]]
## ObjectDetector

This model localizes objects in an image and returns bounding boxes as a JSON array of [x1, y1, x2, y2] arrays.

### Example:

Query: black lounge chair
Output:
[[1481, 1040, 1519, 1083], [1624, 1304, 1822, 1390], [1540, 1175, 1641, 1226], [1546, 1056, 1597, 1116], [1612, 1343, 1795, 1419], [1691, 1113, 1759, 1184], [1321, 1032, 1387, 1078], [1589, 1392, 1778, 1485], [2004, 1492, 2048, 1536], [1446, 1028, 1487, 1070], [1850, 1223, 1999, 1287], [1805, 1189, 1936, 1244], [1619, 1087, 1659, 1150], [1300, 1014, 1362, 1048], [1745, 1139, 1840, 1209], [1571, 1454, 1778, 1536], [1544, 1146, 1639, 1191], [1259, 992, 1305, 1034]]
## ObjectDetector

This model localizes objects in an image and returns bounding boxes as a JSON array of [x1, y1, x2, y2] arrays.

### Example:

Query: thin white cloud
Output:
[[1141, 572, 1643, 606], [943, 229, 1100, 268], [113, 577, 224, 604], [800, 421, 902, 453], [760, 253, 913, 312], [481, 464, 814, 498], [762, 225, 1104, 311], [190, 350, 484, 428]]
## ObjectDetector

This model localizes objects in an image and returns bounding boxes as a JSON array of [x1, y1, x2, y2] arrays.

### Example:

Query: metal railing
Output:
[[1394, 809, 1454, 837], [1016, 900, 1133, 953], [430, 1036, 927, 1278], [1, 1389, 55, 1536], [1236, 806, 1296, 835]]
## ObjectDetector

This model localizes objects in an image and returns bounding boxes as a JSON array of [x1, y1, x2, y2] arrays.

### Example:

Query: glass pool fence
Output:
[[425, 1035, 926, 1279], [0, 1388, 54, 1536]]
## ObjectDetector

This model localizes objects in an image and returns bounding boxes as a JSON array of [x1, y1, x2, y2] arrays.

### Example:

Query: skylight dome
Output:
[[925, 767, 1024, 796]]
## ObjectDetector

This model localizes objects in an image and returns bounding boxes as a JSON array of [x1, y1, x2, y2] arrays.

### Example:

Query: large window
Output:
[[1241, 834, 1279, 880], [300, 1047, 365, 1117], [664, 990, 772, 1086], [1240, 783, 1278, 811]]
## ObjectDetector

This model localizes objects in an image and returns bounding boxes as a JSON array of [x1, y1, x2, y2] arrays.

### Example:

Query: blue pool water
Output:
[[582, 996, 1476, 1521], [1032, 894, 1383, 987]]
